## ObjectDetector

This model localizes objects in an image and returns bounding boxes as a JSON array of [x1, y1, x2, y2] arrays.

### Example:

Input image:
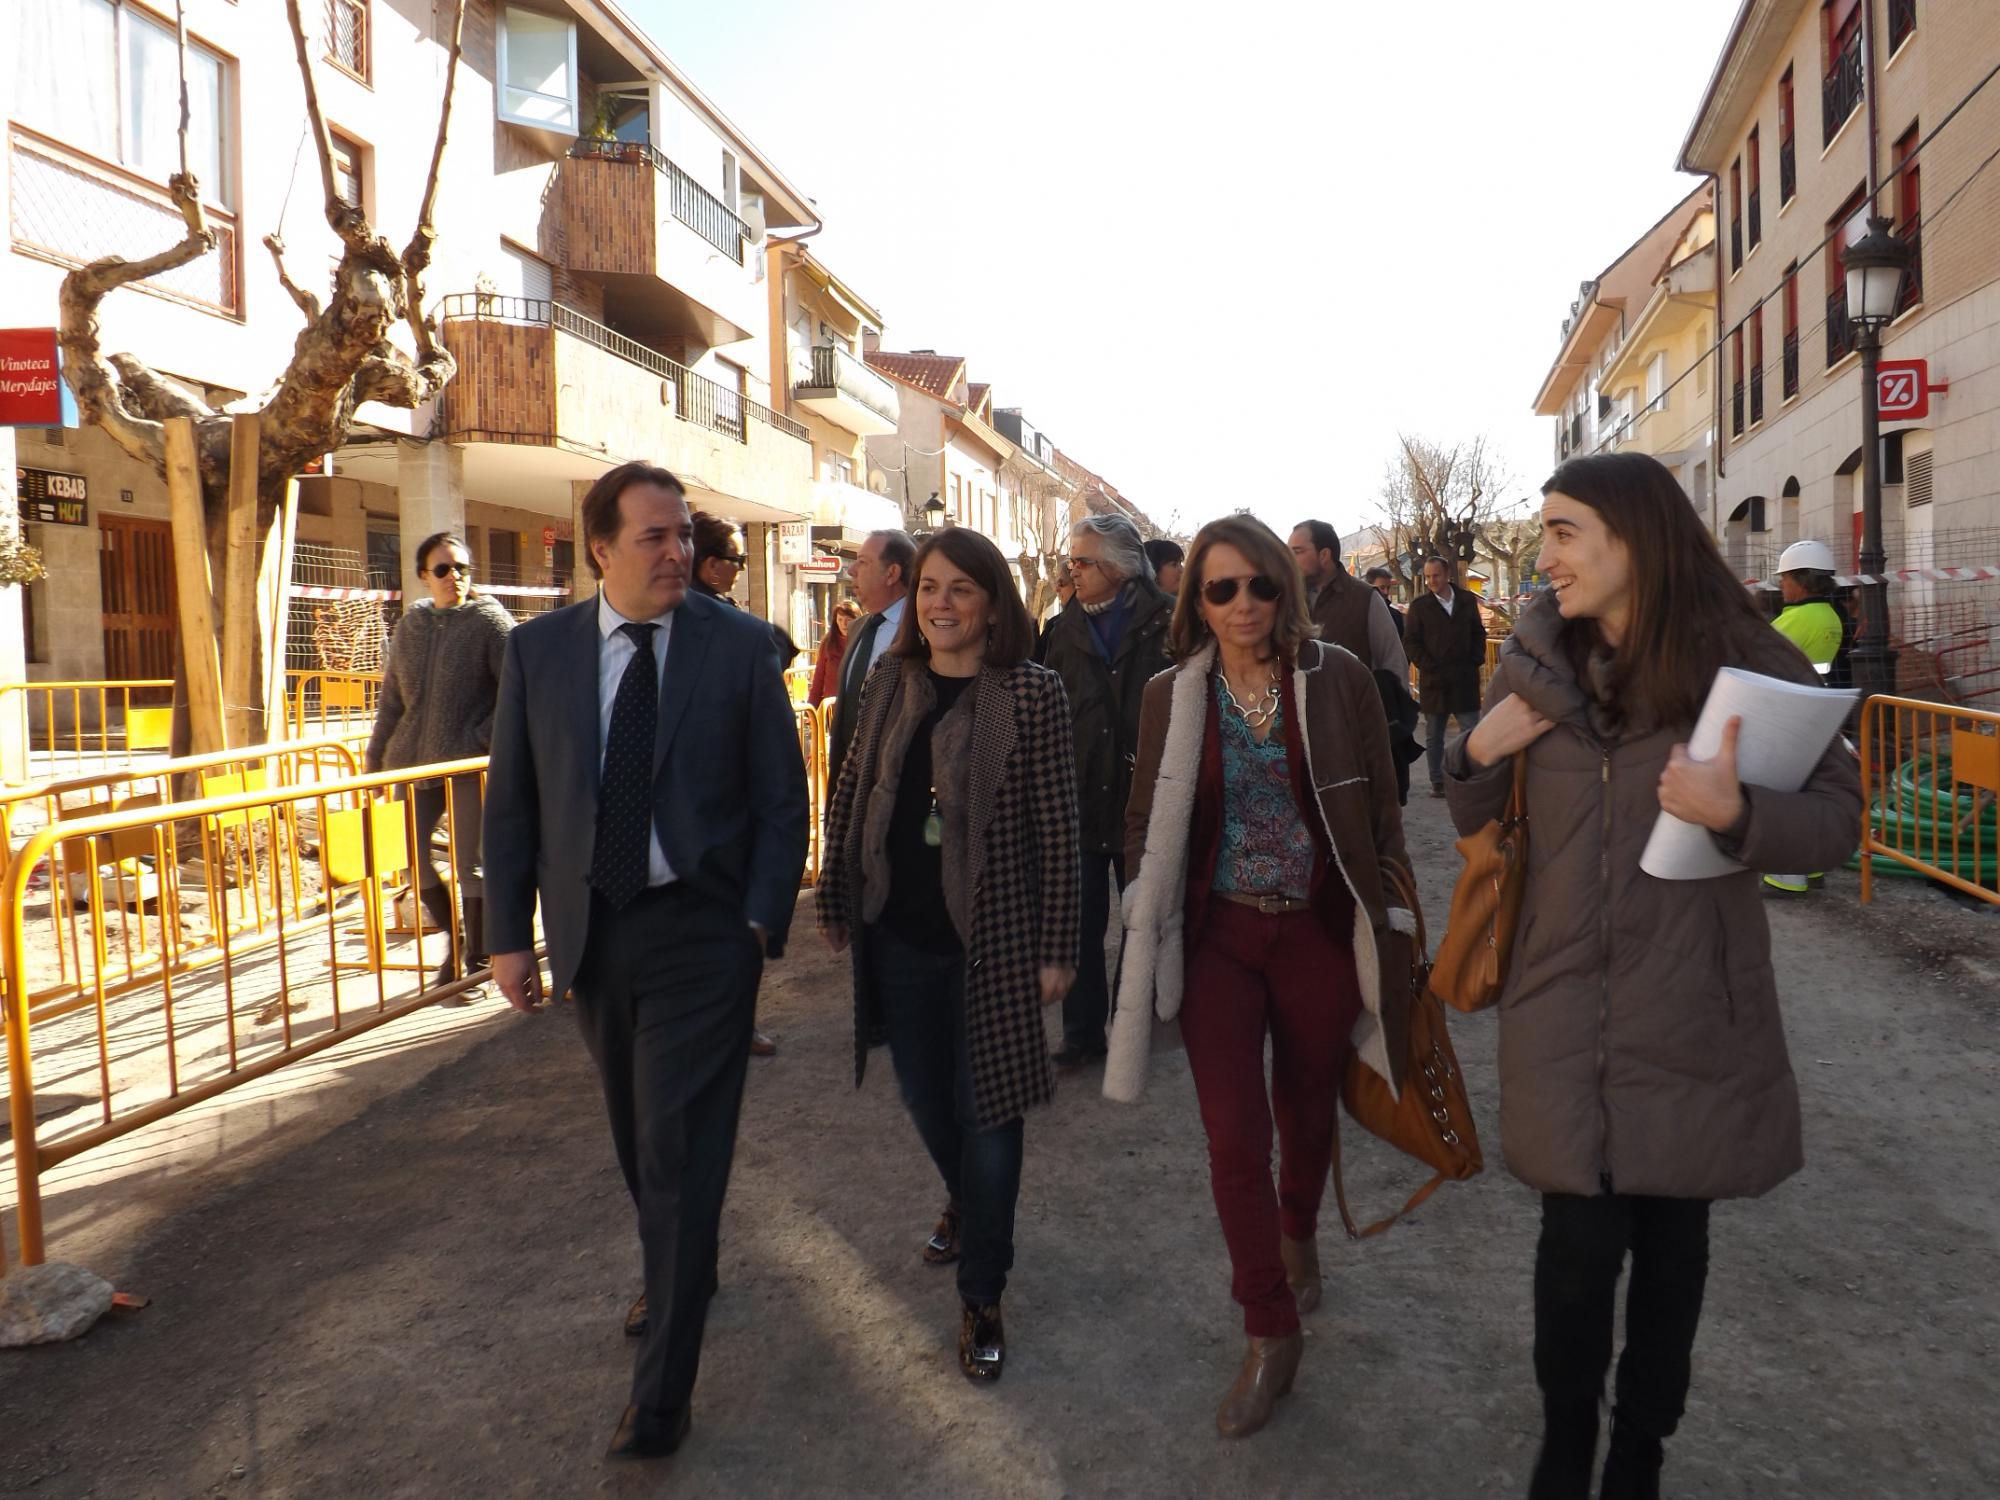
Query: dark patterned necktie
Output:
[[590, 621, 658, 909]]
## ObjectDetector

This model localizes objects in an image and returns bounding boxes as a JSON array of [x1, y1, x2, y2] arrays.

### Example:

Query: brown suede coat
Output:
[[1105, 639, 1416, 1102], [1443, 593, 1862, 1199]]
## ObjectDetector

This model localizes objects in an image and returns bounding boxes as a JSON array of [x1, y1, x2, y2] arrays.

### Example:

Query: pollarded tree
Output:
[[57, 0, 467, 749]]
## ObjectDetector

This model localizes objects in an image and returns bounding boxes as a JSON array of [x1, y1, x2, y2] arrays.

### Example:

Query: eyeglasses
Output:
[[715, 554, 746, 568], [1201, 574, 1281, 607], [1068, 557, 1103, 572], [428, 561, 470, 579]]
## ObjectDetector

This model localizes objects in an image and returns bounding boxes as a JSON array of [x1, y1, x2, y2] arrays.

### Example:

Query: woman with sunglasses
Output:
[[1448, 454, 1858, 1499], [1107, 514, 1415, 1440], [365, 531, 514, 999]]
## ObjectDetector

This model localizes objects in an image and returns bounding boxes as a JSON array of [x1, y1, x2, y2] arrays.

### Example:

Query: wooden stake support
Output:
[[163, 417, 226, 754], [222, 413, 261, 747]]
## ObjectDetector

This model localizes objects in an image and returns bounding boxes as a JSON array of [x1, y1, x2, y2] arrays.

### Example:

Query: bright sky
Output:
[[630, 0, 1747, 538]]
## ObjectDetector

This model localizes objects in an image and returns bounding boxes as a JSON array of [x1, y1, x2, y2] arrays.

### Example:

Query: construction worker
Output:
[[1765, 538, 1850, 894]]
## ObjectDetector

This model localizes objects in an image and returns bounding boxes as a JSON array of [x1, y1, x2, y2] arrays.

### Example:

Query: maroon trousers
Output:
[[1180, 900, 1363, 1338]]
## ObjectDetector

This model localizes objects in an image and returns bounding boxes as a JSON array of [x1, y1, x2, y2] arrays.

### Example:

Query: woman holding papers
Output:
[[1442, 453, 1860, 1500]]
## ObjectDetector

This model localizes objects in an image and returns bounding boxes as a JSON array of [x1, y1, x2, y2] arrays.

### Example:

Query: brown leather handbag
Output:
[[1426, 753, 1529, 1014], [1334, 862, 1484, 1239]]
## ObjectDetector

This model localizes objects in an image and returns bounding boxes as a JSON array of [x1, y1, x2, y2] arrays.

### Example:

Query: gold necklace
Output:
[[1217, 667, 1281, 730]]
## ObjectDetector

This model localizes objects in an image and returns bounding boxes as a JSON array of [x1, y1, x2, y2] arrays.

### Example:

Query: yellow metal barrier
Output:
[[287, 670, 383, 742], [1858, 694, 2000, 907], [796, 701, 831, 884], [1, 758, 513, 1274], [0, 680, 176, 785], [0, 738, 363, 1016]]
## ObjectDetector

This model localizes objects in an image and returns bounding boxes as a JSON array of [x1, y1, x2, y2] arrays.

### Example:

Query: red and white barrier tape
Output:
[[1493, 565, 2000, 605], [287, 583, 572, 602]]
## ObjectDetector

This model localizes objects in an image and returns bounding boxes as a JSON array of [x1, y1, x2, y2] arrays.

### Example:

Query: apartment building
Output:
[[765, 239, 901, 642], [3, 0, 821, 684], [863, 351, 1023, 576], [1680, 0, 2000, 584], [1532, 185, 1715, 510]]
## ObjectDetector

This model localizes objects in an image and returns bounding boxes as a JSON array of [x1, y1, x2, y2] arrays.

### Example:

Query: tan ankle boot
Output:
[[1215, 1332, 1305, 1439], [1279, 1234, 1322, 1314]]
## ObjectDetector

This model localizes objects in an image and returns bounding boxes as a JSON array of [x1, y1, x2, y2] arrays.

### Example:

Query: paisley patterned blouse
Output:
[[1211, 675, 1315, 899]]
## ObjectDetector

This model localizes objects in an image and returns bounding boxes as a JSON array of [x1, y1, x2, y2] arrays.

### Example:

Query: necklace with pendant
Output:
[[1218, 669, 1281, 730]]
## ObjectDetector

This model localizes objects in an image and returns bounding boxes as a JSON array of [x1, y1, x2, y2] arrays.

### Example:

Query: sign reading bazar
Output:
[[0, 328, 64, 427], [778, 520, 812, 565]]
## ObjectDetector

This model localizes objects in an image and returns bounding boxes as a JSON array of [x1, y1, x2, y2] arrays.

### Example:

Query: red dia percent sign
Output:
[[1878, 358, 1947, 421]]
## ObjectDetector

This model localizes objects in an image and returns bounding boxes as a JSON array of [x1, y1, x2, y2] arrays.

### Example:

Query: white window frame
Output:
[[495, 5, 579, 133], [719, 150, 740, 212], [1645, 350, 1670, 413]]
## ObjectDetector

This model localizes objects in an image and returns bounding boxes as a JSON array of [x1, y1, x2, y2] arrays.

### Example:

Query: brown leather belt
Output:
[[1217, 892, 1313, 915]]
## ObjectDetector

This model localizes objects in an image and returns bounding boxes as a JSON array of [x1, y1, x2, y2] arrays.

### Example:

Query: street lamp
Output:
[[921, 491, 946, 531], [1844, 215, 1914, 706]]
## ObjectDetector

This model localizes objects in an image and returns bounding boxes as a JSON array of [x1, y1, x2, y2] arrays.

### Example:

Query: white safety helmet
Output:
[[1777, 539, 1837, 575]]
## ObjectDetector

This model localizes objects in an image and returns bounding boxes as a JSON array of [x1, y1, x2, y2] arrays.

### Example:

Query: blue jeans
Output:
[[867, 924, 1024, 1305], [1426, 709, 1482, 790]]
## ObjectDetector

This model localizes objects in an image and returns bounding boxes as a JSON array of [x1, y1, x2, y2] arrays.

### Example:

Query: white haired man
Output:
[[1037, 515, 1174, 1069]]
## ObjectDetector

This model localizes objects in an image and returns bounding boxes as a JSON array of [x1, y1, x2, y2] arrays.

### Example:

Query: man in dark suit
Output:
[[485, 461, 808, 1460], [825, 527, 913, 798], [1403, 554, 1488, 798]]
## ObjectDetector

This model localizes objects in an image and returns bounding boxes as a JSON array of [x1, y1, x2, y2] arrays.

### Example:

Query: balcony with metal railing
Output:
[[1889, 0, 1917, 55], [1780, 136, 1796, 204], [436, 295, 812, 521], [1732, 380, 1745, 436], [1897, 220, 1925, 317], [1824, 28, 1864, 143], [561, 141, 759, 346], [1782, 329, 1800, 399], [1749, 362, 1764, 426], [793, 344, 900, 437], [1730, 217, 1742, 272]]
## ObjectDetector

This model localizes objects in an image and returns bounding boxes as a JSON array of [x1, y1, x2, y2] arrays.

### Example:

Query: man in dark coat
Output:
[[1292, 523, 1418, 804], [1403, 555, 1487, 797], [484, 463, 808, 1460], [1038, 514, 1173, 1069]]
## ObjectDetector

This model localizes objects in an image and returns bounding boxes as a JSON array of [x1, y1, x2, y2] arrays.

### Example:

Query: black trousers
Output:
[[1062, 850, 1124, 1052], [572, 883, 763, 1422], [411, 773, 483, 897], [868, 924, 1024, 1306], [1535, 1190, 1712, 1440]]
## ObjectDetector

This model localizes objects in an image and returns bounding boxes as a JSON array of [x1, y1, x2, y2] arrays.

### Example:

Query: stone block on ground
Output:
[[0, 1261, 115, 1346]]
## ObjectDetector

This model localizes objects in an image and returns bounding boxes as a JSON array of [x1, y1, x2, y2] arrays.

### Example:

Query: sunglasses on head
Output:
[[428, 561, 470, 579], [1201, 574, 1281, 607]]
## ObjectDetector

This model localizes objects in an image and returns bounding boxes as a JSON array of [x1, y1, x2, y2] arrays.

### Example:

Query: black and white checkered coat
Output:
[[818, 656, 1081, 1127]]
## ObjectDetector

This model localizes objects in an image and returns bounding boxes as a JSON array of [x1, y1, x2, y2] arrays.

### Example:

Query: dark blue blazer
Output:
[[483, 589, 809, 1001]]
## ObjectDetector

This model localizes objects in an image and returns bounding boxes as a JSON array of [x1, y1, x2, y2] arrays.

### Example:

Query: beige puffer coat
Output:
[[1443, 594, 1861, 1200]]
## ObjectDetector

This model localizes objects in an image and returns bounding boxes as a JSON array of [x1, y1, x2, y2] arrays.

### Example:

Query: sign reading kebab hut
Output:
[[0, 328, 64, 427]]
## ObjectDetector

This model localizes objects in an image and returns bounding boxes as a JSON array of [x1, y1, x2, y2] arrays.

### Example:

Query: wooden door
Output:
[[99, 515, 176, 699]]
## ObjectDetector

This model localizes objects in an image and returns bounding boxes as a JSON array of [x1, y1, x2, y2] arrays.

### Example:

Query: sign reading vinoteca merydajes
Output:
[[0, 329, 63, 427], [16, 467, 88, 526]]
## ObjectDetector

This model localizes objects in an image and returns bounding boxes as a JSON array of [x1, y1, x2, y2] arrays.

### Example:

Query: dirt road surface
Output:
[[3, 794, 1996, 1498]]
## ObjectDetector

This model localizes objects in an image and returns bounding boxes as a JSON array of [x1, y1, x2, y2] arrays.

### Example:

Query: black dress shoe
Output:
[[922, 1202, 962, 1266], [624, 1294, 647, 1339], [606, 1403, 690, 1460], [958, 1301, 1005, 1383], [1049, 1042, 1105, 1070]]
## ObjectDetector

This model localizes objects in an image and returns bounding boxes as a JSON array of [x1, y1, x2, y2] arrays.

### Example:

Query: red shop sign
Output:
[[0, 328, 63, 427], [1877, 358, 1948, 422]]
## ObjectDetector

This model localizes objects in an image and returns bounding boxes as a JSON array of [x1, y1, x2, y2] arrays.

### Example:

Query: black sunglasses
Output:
[[428, 561, 470, 579], [714, 554, 746, 567], [1201, 574, 1281, 607]]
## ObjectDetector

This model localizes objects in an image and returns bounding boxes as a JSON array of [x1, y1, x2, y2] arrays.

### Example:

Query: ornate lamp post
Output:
[[1844, 216, 1914, 705], [921, 491, 947, 532]]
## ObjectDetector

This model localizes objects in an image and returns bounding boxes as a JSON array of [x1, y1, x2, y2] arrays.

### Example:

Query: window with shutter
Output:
[[1905, 449, 1933, 507]]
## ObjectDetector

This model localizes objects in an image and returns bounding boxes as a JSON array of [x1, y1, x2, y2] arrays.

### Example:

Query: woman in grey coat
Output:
[[364, 532, 514, 997], [1445, 454, 1860, 1500]]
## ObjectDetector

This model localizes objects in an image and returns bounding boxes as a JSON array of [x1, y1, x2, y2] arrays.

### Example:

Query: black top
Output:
[[880, 670, 976, 952]]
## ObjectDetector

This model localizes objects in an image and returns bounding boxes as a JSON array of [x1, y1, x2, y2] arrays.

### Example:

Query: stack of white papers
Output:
[[1640, 666, 1857, 881]]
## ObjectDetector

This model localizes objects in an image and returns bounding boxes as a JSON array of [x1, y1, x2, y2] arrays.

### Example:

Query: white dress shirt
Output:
[[1435, 587, 1455, 616], [844, 594, 905, 696], [597, 592, 676, 887]]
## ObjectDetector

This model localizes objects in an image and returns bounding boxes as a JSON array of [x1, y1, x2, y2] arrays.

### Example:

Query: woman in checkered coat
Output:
[[817, 527, 1081, 1385]]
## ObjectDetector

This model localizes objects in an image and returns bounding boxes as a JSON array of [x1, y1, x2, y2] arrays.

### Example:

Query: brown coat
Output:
[[1443, 593, 1862, 1200], [1105, 639, 1416, 1101], [818, 657, 1082, 1128]]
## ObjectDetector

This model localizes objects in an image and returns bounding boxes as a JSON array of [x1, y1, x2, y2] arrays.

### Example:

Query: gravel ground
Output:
[[1, 792, 1996, 1498]]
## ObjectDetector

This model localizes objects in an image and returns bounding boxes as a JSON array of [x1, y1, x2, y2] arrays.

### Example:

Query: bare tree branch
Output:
[[399, 0, 468, 369], [263, 233, 323, 322], [283, 0, 369, 253], [108, 355, 213, 422]]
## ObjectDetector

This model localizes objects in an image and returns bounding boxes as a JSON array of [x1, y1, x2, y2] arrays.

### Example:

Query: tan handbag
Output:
[[1334, 863, 1484, 1239], [1426, 754, 1529, 1014]]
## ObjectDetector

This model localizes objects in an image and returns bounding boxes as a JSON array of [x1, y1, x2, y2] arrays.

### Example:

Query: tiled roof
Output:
[[865, 350, 964, 400], [967, 382, 991, 415]]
